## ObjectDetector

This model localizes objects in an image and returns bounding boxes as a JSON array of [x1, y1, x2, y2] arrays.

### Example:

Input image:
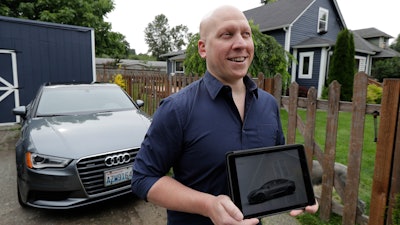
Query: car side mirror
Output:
[[13, 106, 27, 119], [136, 100, 144, 108]]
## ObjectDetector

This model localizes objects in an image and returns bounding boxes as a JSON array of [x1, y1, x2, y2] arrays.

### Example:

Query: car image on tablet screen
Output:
[[247, 179, 296, 205]]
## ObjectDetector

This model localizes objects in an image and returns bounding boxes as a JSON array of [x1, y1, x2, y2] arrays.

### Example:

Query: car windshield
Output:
[[36, 85, 136, 116]]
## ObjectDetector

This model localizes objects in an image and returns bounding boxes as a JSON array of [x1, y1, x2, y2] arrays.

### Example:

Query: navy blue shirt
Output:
[[131, 71, 285, 225]]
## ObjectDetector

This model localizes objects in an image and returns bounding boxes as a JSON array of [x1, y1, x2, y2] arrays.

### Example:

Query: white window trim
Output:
[[355, 55, 367, 72], [173, 61, 184, 73], [317, 7, 329, 33], [298, 52, 314, 79]]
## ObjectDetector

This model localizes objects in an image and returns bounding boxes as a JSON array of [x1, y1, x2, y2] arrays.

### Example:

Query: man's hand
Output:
[[206, 195, 260, 225], [289, 199, 319, 216]]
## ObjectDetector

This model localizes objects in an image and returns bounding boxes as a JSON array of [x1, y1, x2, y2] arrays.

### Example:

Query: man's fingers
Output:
[[305, 199, 319, 213], [289, 199, 319, 216], [220, 196, 244, 221]]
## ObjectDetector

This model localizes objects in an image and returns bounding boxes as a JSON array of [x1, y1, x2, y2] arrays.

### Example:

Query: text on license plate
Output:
[[104, 166, 133, 187]]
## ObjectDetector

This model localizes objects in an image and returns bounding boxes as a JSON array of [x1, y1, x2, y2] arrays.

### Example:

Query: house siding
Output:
[[290, 0, 343, 46], [264, 29, 286, 47]]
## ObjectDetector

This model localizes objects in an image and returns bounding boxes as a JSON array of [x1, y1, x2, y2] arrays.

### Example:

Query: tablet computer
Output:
[[226, 144, 315, 219]]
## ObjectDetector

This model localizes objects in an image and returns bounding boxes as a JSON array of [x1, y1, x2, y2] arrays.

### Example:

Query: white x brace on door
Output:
[[0, 49, 20, 123]]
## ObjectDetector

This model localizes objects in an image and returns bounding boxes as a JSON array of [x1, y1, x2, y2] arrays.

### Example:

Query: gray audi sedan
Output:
[[12, 83, 151, 209]]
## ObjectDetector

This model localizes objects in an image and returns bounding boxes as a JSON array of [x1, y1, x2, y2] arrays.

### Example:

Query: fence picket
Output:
[[320, 81, 341, 221], [369, 79, 400, 225], [343, 73, 368, 225], [97, 69, 400, 225], [287, 82, 299, 144]]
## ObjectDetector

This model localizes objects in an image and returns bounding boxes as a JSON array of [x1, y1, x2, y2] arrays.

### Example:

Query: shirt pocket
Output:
[[256, 123, 278, 146]]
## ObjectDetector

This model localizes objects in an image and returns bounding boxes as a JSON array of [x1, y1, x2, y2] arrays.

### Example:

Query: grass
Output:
[[279, 109, 378, 224]]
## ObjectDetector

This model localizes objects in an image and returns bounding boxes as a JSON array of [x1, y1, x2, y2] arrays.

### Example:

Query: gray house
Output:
[[352, 27, 400, 75], [160, 50, 186, 75], [244, 0, 399, 97], [162, 0, 399, 97], [244, 0, 346, 97], [0, 16, 95, 124]]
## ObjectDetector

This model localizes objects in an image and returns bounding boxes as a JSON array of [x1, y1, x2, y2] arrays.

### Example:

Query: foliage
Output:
[[261, 0, 278, 4], [394, 193, 400, 225], [297, 211, 342, 225], [183, 20, 290, 84], [110, 73, 126, 89], [328, 29, 355, 101], [371, 57, 400, 82], [144, 14, 191, 60], [248, 20, 291, 82], [128, 53, 157, 61], [366, 84, 382, 104], [0, 0, 129, 58], [184, 33, 206, 76], [280, 109, 377, 216], [390, 34, 400, 53]]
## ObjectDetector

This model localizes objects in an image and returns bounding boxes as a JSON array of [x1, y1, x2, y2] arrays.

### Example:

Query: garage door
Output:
[[0, 50, 20, 124]]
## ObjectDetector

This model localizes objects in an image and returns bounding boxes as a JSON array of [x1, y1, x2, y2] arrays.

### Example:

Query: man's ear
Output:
[[198, 40, 206, 58]]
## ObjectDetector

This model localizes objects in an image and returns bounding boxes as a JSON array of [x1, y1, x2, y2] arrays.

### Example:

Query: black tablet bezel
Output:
[[226, 144, 315, 219]]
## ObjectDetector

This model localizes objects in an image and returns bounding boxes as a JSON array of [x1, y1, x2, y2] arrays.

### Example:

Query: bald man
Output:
[[131, 5, 317, 225]]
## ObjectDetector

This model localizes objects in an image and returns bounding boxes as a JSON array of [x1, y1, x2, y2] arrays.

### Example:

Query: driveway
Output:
[[0, 125, 299, 225], [0, 125, 167, 225]]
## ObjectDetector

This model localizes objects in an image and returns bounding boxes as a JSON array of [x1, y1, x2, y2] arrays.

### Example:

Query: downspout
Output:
[[318, 46, 331, 98]]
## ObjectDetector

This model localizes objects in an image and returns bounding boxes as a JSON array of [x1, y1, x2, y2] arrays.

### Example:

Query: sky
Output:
[[105, 0, 400, 55]]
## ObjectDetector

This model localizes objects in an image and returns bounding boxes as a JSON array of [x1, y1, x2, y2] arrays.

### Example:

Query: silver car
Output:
[[13, 83, 151, 209]]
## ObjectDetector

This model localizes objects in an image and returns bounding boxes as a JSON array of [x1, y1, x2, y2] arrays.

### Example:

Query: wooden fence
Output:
[[97, 70, 399, 225]]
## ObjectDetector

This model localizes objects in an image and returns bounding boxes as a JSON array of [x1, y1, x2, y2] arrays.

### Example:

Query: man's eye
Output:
[[243, 32, 251, 37]]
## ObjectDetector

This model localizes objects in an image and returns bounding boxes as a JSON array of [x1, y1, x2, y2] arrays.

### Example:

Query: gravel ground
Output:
[[0, 124, 301, 225]]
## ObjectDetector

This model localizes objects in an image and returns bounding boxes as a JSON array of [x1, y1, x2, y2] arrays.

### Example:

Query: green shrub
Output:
[[394, 193, 400, 225], [366, 84, 382, 104]]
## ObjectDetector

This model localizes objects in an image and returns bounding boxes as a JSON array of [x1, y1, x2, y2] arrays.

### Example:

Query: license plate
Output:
[[104, 166, 133, 187]]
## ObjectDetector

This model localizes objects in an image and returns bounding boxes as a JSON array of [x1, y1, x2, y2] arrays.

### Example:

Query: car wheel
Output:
[[17, 180, 28, 208]]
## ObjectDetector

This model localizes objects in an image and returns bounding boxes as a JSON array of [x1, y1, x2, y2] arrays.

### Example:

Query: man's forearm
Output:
[[147, 176, 214, 217]]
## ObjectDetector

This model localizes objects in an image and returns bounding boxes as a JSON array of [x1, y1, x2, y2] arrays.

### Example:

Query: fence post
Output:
[[287, 82, 298, 144], [369, 79, 400, 225], [304, 87, 317, 169], [343, 72, 368, 225], [273, 74, 282, 107], [320, 81, 341, 221]]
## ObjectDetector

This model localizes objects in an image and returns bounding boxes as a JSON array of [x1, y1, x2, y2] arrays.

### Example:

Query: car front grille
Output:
[[76, 149, 138, 195]]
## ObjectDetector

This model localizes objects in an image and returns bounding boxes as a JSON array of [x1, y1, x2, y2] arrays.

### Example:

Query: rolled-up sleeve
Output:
[[131, 97, 183, 200]]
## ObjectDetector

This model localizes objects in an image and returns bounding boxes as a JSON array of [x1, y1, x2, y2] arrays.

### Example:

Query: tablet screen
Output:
[[226, 144, 315, 219]]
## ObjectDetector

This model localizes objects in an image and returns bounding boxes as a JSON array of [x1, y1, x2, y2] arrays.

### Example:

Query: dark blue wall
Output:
[[0, 16, 94, 107]]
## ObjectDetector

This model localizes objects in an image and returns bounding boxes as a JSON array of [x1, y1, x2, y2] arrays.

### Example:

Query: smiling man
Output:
[[131, 5, 317, 225]]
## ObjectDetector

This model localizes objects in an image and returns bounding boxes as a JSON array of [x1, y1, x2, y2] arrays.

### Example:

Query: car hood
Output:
[[26, 110, 151, 159]]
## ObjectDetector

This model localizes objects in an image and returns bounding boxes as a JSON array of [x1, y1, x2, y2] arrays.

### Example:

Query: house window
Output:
[[173, 61, 184, 73], [299, 52, 314, 79], [355, 56, 366, 72], [317, 8, 329, 34]]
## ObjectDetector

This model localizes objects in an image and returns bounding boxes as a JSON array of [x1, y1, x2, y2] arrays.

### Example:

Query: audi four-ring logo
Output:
[[104, 153, 131, 167]]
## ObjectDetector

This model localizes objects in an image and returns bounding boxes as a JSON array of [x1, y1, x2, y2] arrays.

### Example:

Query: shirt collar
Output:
[[203, 71, 258, 100]]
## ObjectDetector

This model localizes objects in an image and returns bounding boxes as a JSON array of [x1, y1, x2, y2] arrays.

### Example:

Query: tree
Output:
[[0, 0, 129, 58], [390, 33, 400, 52], [144, 14, 190, 60], [184, 33, 207, 76], [184, 20, 290, 81], [248, 20, 290, 80], [328, 28, 355, 101], [261, 0, 278, 4], [370, 33, 400, 81], [371, 58, 400, 82]]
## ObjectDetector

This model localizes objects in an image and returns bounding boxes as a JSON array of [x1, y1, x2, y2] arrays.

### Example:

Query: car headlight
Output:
[[25, 152, 72, 169]]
